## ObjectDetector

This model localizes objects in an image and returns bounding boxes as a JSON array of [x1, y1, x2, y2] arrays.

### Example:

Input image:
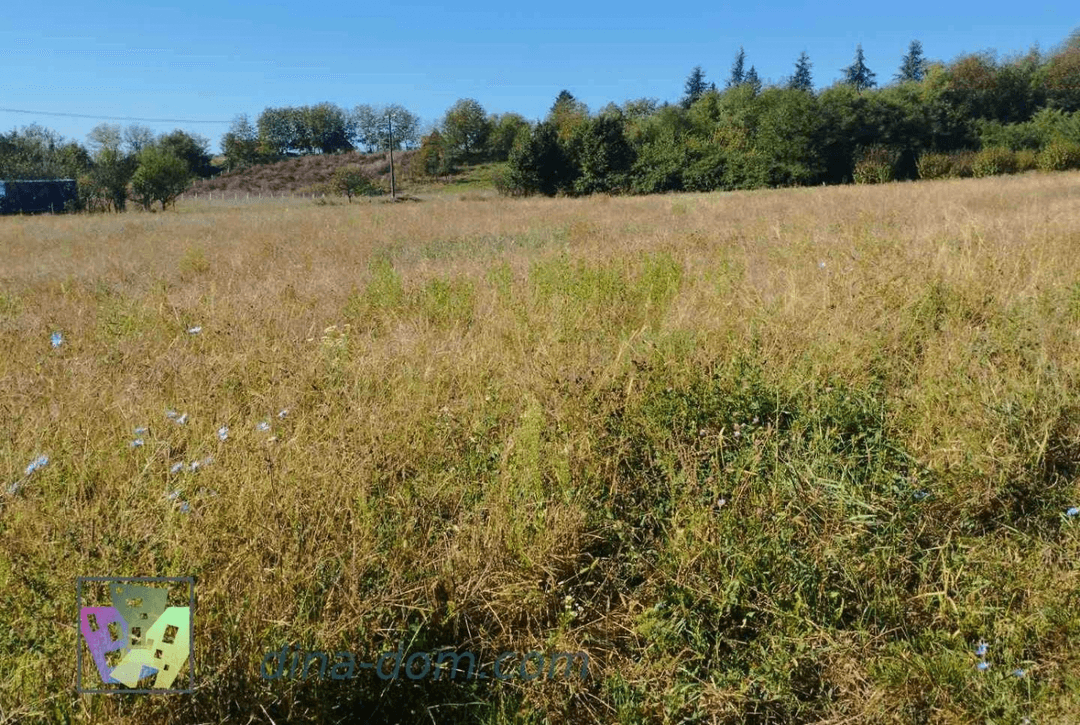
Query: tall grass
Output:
[[2, 172, 1080, 723]]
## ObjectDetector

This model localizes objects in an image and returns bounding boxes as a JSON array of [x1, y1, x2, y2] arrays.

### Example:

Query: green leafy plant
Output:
[[972, 147, 1018, 177]]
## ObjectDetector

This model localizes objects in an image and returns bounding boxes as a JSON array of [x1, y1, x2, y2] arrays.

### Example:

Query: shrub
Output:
[[328, 165, 377, 202], [947, 150, 977, 178], [1015, 149, 1038, 172], [916, 152, 952, 180], [853, 145, 898, 184], [972, 147, 1018, 177], [1035, 141, 1080, 172]]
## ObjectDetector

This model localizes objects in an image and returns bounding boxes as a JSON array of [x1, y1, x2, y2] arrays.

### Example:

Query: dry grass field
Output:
[[2, 172, 1080, 724]]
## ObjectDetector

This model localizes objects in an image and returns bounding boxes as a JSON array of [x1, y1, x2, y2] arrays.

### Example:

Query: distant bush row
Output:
[[898, 142, 1080, 182]]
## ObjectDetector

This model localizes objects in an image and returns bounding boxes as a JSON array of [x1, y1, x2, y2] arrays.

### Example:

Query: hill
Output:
[[190, 149, 420, 196]]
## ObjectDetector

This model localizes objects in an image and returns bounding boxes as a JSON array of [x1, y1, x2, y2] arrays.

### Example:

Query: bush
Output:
[[328, 165, 377, 202], [1015, 149, 1038, 172], [947, 150, 977, 178], [853, 145, 898, 184], [1035, 141, 1080, 171], [916, 152, 952, 180], [490, 165, 525, 197], [972, 147, 1017, 177]]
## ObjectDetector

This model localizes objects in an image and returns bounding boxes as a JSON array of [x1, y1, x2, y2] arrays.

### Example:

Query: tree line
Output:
[[3, 29, 1078, 210], [219, 103, 423, 170], [0, 122, 214, 211], [489, 33, 1080, 196]]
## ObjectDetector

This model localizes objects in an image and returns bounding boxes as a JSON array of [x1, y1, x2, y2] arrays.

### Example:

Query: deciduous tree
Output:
[[123, 125, 155, 154], [222, 114, 260, 171], [442, 98, 492, 157], [131, 145, 190, 210], [547, 90, 589, 144], [157, 130, 213, 177], [329, 165, 375, 202]]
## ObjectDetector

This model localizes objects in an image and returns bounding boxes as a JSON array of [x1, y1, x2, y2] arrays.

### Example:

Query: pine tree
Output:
[[842, 44, 877, 92], [551, 90, 579, 114], [789, 51, 814, 92], [682, 66, 708, 108], [895, 40, 927, 83], [745, 65, 762, 94], [727, 47, 746, 88]]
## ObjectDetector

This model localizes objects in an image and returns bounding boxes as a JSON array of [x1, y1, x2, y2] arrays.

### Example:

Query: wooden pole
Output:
[[388, 112, 396, 200]]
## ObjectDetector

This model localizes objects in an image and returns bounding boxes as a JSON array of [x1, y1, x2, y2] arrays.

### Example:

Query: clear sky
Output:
[[1, 1, 1074, 154]]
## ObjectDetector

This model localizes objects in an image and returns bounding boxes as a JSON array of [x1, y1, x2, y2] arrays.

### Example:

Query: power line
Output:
[[0, 107, 228, 124]]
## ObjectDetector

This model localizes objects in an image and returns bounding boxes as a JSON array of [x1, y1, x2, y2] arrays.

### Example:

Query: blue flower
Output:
[[130, 439, 144, 448], [24, 455, 49, 476], [256, 421, 270, 432], [170, 462, 184, 474], [51, 331, 62, 348], [217, 426, 229, 441], [977, 661, 990, 671], [278, 409, 289, 418], [178, 502, 190, 514], [134, 426, 148, 435], [1012, 669, 1026, 678], [913, 490, 930, 501], [975, 641, 989, 656], [1066, 507, 1079, 517]]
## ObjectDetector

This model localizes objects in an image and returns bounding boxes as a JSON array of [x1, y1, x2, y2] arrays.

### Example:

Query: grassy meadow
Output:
[[2, 172, 1080, 723]]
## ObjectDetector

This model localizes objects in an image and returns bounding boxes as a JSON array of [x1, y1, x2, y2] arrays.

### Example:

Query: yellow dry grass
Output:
[[2, 171, 1079, 724]]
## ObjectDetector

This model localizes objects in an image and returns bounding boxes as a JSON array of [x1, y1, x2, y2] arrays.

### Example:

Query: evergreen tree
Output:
[[505, 121, 575, 196], [895, 40, 927, 82], [745, 66, 762, 94], [571, 115, 636, 194], [842, 44, 877, 92], [790, 51, 814, 92], [727, 47, 746, 88], [682, 66, 709, 108]]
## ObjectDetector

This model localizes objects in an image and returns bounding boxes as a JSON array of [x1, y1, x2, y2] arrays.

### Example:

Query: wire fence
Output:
[[177, 191, 328, 202]]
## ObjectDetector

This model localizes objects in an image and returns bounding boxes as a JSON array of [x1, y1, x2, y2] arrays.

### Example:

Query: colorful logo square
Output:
[[76, 577, 195, 694]]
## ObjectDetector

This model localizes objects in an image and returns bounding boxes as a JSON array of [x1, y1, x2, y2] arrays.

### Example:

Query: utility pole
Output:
[[387, 111, 396, 199]]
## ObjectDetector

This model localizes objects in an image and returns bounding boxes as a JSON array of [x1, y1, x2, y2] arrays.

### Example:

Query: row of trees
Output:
[[220, 103, 422, 170], [0, 122, 214, 211], [490, 34, 1080, 196]]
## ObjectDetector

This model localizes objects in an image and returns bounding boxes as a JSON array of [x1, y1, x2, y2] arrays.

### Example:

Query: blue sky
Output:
[[1, 1, 1075, 154]]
